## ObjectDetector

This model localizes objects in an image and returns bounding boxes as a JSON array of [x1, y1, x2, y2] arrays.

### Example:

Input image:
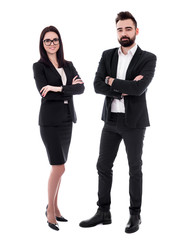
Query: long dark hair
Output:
[[39, 26, 67, 67]]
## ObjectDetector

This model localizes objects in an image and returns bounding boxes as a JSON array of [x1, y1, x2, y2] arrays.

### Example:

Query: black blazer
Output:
[[94, 46, 157, 128], [33, 61, 84, 126]]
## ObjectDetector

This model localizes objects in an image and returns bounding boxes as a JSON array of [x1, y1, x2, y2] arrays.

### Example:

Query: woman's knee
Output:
[[52, 164, 65, 176]]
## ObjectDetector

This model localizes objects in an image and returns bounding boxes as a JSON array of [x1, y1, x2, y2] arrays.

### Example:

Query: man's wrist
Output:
[[105, 77, 115, 86], [105, 76, 110, 85]]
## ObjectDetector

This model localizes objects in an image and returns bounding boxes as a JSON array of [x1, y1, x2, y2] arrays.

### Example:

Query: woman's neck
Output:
[[48, 53, 59, 68]]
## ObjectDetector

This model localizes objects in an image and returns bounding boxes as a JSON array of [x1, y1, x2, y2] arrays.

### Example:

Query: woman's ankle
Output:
[[47, 206, 57, 224]]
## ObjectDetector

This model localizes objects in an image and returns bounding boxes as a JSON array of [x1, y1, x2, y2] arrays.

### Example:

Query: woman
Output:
[[33, 26, 84, 231]]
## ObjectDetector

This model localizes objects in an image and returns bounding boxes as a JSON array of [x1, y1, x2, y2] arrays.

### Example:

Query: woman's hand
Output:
[[133, 75, 143, 81], [40, 85, 62, 97], [72, 75, 84, 85]]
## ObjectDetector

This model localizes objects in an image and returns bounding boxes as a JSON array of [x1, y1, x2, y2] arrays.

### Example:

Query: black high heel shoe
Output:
[[56, 216, 68, 222], [46, 204, 68, 222], [47, 221, 59, 231], [45, 206, 59, 231]]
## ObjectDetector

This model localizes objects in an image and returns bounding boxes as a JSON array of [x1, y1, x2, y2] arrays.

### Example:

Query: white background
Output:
[[0, 0, 185, 239]]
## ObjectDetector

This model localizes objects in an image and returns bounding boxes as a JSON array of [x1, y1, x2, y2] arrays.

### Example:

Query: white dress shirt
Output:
[[111, 44, 138, 113], [56, 67, 67, 85]]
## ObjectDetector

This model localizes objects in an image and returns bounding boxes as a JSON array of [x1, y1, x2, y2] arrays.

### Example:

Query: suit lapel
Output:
[[126, 46, 143, 79], [49, 61, 62, 79], [111, 49, 119, 77]]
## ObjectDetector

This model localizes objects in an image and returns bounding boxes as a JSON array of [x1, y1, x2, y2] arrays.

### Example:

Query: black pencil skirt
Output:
[[40, 122, 73, 165]]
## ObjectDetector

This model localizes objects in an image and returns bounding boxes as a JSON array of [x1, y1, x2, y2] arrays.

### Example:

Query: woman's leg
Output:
[[47, 164, 65, 224], [54, 178, 62, 217]]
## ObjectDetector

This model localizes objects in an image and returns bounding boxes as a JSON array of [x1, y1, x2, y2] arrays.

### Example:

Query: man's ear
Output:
[[136, 28, 139, 36]]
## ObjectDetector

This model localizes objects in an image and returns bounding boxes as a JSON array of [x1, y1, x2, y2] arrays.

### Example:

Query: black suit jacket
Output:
[[33, 61, 84, 126], [94, 46, 157, 128]]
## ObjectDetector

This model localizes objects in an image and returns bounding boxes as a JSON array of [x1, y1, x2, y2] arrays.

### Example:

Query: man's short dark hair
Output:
[[115, 11, 137, 29]]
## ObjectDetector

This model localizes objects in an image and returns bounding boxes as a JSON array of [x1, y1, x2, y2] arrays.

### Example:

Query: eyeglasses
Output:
[[43, 38, 59, 46]]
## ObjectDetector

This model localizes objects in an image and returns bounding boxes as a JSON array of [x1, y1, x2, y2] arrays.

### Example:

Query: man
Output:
[[79, 11, 156, 233]]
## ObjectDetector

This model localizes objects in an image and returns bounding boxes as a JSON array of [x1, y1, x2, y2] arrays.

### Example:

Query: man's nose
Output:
[[121, 31, 127, 37]]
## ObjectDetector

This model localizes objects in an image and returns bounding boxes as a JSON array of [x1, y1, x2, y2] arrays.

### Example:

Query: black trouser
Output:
[[97, 113, 146, 215]]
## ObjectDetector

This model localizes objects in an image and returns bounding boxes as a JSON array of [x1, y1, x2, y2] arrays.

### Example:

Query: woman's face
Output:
[[43, 31, 60, 56]]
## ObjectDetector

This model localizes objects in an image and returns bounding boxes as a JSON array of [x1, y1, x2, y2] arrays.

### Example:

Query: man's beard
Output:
[[119, 35, 136, 47]]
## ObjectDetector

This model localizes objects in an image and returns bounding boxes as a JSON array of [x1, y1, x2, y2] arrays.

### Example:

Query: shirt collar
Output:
[[118, 44, 138, 56]]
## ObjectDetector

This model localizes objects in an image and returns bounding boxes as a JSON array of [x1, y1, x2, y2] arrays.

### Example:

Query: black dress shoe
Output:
[[125, 215, 141, 233], [79, 210, 112, 228], [56, 216, 68, 222]]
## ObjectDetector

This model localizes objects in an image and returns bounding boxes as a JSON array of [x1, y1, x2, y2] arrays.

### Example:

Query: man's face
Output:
[[116, 19, 139, 47]]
